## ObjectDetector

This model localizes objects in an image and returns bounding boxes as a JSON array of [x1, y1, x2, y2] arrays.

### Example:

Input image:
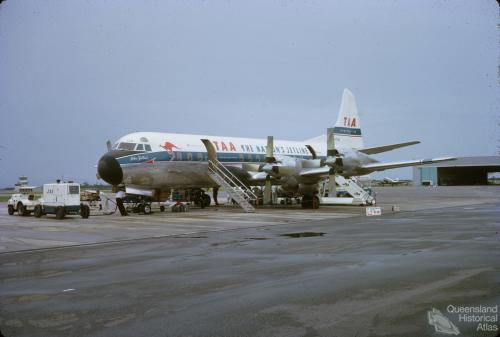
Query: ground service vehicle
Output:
[[7, 187, 38, 216], [34, 182, 90, 219]]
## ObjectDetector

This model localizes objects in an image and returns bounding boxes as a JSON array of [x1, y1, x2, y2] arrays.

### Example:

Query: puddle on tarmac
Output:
[[281, 232, 325, 238], [173, 236, 208, 239]]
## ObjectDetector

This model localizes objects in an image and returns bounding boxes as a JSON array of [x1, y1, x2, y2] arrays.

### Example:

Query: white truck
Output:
[[7, 186, 39, 216], [34, 182, 90, 219]]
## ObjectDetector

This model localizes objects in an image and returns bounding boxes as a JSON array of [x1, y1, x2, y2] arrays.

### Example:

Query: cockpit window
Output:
[[136, 144, 144, 151], [145, 144, 152, 152], [117, 142, 136, 151]]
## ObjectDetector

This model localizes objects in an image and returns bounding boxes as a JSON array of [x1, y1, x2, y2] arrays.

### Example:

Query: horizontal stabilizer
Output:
[[360, 157, 456, 172], [359, 141, 420, 155]]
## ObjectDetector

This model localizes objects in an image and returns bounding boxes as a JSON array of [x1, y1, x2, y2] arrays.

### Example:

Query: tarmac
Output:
[[0, 186, 499, 337]]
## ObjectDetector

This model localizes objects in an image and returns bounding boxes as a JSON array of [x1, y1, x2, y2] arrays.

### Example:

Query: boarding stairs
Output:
[[320, 175, 375, 206], [207, 160, 257, 212]]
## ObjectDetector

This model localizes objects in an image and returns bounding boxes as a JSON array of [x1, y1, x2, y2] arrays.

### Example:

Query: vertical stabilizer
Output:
[[333, 89, 364, 149]]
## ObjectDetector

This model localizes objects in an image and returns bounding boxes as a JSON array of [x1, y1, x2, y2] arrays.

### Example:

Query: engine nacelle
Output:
[[326, 147, 369, 177], [280, 176, 299, 193], [298, 183, 318, 195], [333, 156, 359, 176]]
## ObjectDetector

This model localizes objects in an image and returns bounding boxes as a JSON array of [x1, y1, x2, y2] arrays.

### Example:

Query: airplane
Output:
[[381, 177, 410, 186], [97, 88, 456, 209]]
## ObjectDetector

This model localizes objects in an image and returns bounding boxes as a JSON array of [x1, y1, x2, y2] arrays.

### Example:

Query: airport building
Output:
[[413, 156, 500, 186]]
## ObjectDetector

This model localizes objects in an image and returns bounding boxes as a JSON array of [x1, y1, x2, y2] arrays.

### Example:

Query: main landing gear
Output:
[[193, 189, 211, 208], [301, 195, 320, 209]]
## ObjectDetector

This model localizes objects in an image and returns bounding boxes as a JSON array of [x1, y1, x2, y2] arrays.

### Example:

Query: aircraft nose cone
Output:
[[97, 154, 123, 186]]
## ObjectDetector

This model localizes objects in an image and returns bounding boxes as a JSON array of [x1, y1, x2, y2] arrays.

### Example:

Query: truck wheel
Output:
[[137, 204, 145, 214], [56, 207, 65, 220], [8, 205, 15, 215], [34, 205, 43, 218], [17, 203, 27, 216], [80, 204, 90, 219]]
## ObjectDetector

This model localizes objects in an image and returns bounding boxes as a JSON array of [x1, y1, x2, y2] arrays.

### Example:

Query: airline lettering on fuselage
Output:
[[344, 117, 357, 127], [212, 141, 237, 152], [160, 139, 309, 156]]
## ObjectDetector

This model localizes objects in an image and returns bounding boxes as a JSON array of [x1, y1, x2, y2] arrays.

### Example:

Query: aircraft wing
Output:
[[299, 167, 331, 178], [358, 141, 420, 155], [299, 157, 456, 178], [359, 157, 456, 172]]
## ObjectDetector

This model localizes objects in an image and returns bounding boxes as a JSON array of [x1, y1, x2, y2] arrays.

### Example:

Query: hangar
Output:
[[412, 156, 500, 186]]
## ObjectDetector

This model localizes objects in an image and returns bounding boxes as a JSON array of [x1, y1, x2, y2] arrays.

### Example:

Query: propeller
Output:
[[262, 136, 275, 204], [324, 128, 343, 170], [261, 136, 279, 176], [324, 128, 342, 196], [106, 140, 112, 152]]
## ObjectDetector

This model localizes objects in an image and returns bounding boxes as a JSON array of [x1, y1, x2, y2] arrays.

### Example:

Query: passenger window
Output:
[[145, 144, 152, 152], [136, 144, 144, 151]]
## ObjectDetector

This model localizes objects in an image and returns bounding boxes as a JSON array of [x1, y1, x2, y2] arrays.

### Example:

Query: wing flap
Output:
[[359, 141, 420, 155]]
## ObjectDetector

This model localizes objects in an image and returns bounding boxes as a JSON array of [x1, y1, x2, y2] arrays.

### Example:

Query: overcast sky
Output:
[[0, 0, 498, 187]]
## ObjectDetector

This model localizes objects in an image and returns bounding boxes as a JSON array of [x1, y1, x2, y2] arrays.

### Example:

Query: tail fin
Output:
[[333, 88, 364, 149]]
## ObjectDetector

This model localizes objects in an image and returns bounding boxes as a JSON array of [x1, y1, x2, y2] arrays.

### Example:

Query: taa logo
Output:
[[161, 141, 180, 153], [344, 117, 357, 127]]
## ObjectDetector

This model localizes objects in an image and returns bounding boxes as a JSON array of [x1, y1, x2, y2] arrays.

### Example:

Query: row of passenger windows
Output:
[[170, 152, 265, 162], [115, 142, 152, 152], [171, 152, 309, 162]]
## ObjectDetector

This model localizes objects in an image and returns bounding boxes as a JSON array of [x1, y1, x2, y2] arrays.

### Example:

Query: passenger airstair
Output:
[[320, 175, 376, 206], [207, 160, 257, 212]]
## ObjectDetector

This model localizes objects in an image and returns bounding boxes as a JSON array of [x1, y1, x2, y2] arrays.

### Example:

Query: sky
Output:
[[0, 0, 498, 187]]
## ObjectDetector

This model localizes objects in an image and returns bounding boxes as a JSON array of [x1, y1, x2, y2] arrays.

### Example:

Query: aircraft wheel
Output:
[[301, 196, 312, 209], [202, 194, 211, 208], [312, 196, 320, 209], [8, 205, 15, 215], [56, 206, 65, 220], [34, 205, 43, 218], [143, 204, 152, 214], [80, 204, 90, 219], [160, 205, 165, 212]]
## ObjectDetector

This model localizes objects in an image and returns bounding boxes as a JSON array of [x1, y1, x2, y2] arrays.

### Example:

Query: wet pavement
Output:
[[0, 186, 499, 337]]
